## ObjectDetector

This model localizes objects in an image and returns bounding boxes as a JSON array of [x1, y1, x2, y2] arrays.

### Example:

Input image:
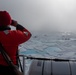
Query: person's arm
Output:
[[11, 20, 32, 45], [11, 20, 31, 35]]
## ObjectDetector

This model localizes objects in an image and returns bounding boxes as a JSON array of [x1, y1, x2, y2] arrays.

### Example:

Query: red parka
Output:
[[0, 25, 31, 66]]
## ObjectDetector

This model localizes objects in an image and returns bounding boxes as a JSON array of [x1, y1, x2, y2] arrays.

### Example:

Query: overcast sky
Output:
[[0, 0, 76, 32]]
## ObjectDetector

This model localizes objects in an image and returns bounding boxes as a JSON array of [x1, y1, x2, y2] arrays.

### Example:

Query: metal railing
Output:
[[19, 55, 76, 75], [19, 55, 26, 75]]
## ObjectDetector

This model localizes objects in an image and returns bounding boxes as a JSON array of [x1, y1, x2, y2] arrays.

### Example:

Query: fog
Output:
[[0, 0, 76, 32]]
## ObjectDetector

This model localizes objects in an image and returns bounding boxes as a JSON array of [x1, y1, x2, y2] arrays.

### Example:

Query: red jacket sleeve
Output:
[[11, 24, 32, 45]]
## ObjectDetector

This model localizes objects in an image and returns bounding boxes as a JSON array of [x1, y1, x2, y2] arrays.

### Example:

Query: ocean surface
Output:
[[19, 32, 76, 75]]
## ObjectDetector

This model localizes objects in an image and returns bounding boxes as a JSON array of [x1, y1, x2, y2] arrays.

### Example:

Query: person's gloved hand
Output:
[[11, 20, 18, 27]]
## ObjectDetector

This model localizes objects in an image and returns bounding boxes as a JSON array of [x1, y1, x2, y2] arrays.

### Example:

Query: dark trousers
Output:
[[0, 65, 17, 75]]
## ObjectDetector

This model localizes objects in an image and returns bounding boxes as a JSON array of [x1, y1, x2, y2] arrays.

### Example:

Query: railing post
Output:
[[23, 55, 25, 75]]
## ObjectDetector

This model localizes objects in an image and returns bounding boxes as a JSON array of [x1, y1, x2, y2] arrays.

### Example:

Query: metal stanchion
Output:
[[23, 55, 25, 75]]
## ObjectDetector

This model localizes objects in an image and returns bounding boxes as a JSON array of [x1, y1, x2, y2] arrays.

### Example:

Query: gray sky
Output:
[[0, 0, 76, 32]]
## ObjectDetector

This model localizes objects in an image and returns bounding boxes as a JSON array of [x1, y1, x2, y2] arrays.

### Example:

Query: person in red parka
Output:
[[0, 11, 31, 75]]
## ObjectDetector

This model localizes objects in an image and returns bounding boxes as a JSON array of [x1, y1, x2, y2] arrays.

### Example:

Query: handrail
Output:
[[19, 55, 76, 61]]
